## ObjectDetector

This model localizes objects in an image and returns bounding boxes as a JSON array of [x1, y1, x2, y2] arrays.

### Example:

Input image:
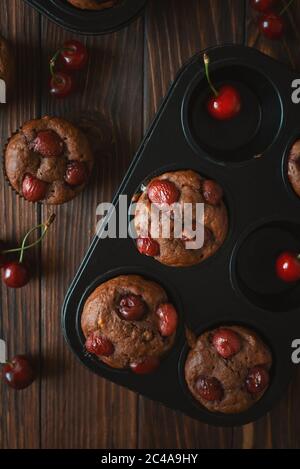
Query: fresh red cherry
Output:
[[212, 328, 241, 359], [207, 85, 241, 121], [85, 332, 114, 357], [2, 355, 36, 390], [156, 303, 178, 337], [130, 356, 160, 375], [250, 0, 276, 12], [22, 174, 48, 202], [258, 13, 284, 40], [246, 366, 270, 394], [148, 179, 180, 206], [61, 40, 88, 71], [49, 71, 74, 98], [118, 294, 146, 321], [195, 376, 224, 401], [31, 130, 64, 158], [2, 261, 30, 288], [136, 237, 160, 257], [64, 161, 87, 186], [276, 251, 300, 283]]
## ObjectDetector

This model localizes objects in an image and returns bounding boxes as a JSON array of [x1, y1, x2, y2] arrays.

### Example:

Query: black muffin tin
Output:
[[23, 0, 147, 35], [62, 44, 300, 426]]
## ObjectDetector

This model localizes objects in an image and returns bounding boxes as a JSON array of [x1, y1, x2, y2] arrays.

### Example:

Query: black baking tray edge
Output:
[[62, 44, 300, 427], [23, 0, 147, 35]]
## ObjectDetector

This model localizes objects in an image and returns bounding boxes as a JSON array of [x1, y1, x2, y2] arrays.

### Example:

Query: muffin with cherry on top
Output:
[[4, 116, 93, 204], [81, 275, 179, 374]]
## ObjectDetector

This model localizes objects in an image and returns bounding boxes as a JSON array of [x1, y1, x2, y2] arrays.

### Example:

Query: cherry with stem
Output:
[[1, 214, 56, 288], [204, 54, 242, 121], [258, 0, 295, 40], [49, 48, 74, 98]]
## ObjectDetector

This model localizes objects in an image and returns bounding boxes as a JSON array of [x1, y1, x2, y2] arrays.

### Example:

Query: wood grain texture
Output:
[[0, 0, 41, 449], [1, 0, 300, 449], [39, 15, 144, 449]]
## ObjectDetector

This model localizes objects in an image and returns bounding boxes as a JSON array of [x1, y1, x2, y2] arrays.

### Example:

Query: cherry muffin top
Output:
[[133, 170, 228, 267], [81, 275, 179, 373], [4, 116, 94, 205], [185, 326, 272, 414]]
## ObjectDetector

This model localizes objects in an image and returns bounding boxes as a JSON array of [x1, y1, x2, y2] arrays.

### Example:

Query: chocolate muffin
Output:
[[0, 35, 14, 102], [287, 139, 300, 198], [67, 0, 119, 10], [81, 275, 178, 373], [133, 170, 228, 267], [4, 116, 93, 204], [184, 326, 272, 414]]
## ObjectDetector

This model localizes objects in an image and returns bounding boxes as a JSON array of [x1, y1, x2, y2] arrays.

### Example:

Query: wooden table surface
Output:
[[1, 0, 300, 450]]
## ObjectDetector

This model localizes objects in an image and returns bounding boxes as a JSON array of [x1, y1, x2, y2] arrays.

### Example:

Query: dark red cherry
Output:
[[212, 328, 241, 359], [136, 237, 160, 257], [49, 71, 74, 98], [246, 366, 270, 394], [2, 261, 30, 288], [276, 251, 300, 283], [85, 332, 114, 357], [195, 376, 224, 401], [22, 174, 48, 202], [118, 294, 146, 321], [61, 40, 88, 71], [250, 0, 276, 12], [2, 355, 36, 390], [31, 130, 64, 158], [258, 13, 284, 40], [130, 356, 160, 375], [64, 161, 87, 186], [156, 303, 178, 337], [207, 85, 241, 121]]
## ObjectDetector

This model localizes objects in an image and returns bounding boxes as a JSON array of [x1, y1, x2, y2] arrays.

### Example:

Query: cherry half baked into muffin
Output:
[[81, 275, 179, 374], [4, 116, 93, 204], [134, 170, 228, 267], [185, 326, 272, 414], [67, 0, 120, 10]]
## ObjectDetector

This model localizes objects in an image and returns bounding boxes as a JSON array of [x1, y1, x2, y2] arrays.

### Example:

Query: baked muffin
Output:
[[4, 116, 93, 204], [82, 275, 178, 373], [287, 139, 300, 197], [133, 170, 228, 267], [0, 35, 14, 102], [67, 0, 119, 10], [184, 326, 272, 414]]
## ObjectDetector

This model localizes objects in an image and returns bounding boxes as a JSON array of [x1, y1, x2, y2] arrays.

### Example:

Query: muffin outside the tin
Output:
[[184, 325, 272, 414], [67, 0, 120, 10], [133, 169, 228, 267], [4, 116, 94, 205], [81, 274, 179, 373]]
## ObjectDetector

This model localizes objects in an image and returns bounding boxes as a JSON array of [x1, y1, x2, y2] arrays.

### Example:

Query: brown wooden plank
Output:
[[39, 16, 144, 448], [232, 0, 300, 449], [138, 0, 245, 449], [0, 0, 41, 449]]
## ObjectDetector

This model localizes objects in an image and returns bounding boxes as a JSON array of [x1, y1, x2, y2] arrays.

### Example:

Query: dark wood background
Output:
[[1, 0, 300, 449]]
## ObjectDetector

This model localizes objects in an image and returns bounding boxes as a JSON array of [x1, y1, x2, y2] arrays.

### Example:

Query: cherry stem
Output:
[[2, 214, 56, 263], [203, 54, 219, 97], [50, 47, 73, 78], [280, 0, 295, 15]]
